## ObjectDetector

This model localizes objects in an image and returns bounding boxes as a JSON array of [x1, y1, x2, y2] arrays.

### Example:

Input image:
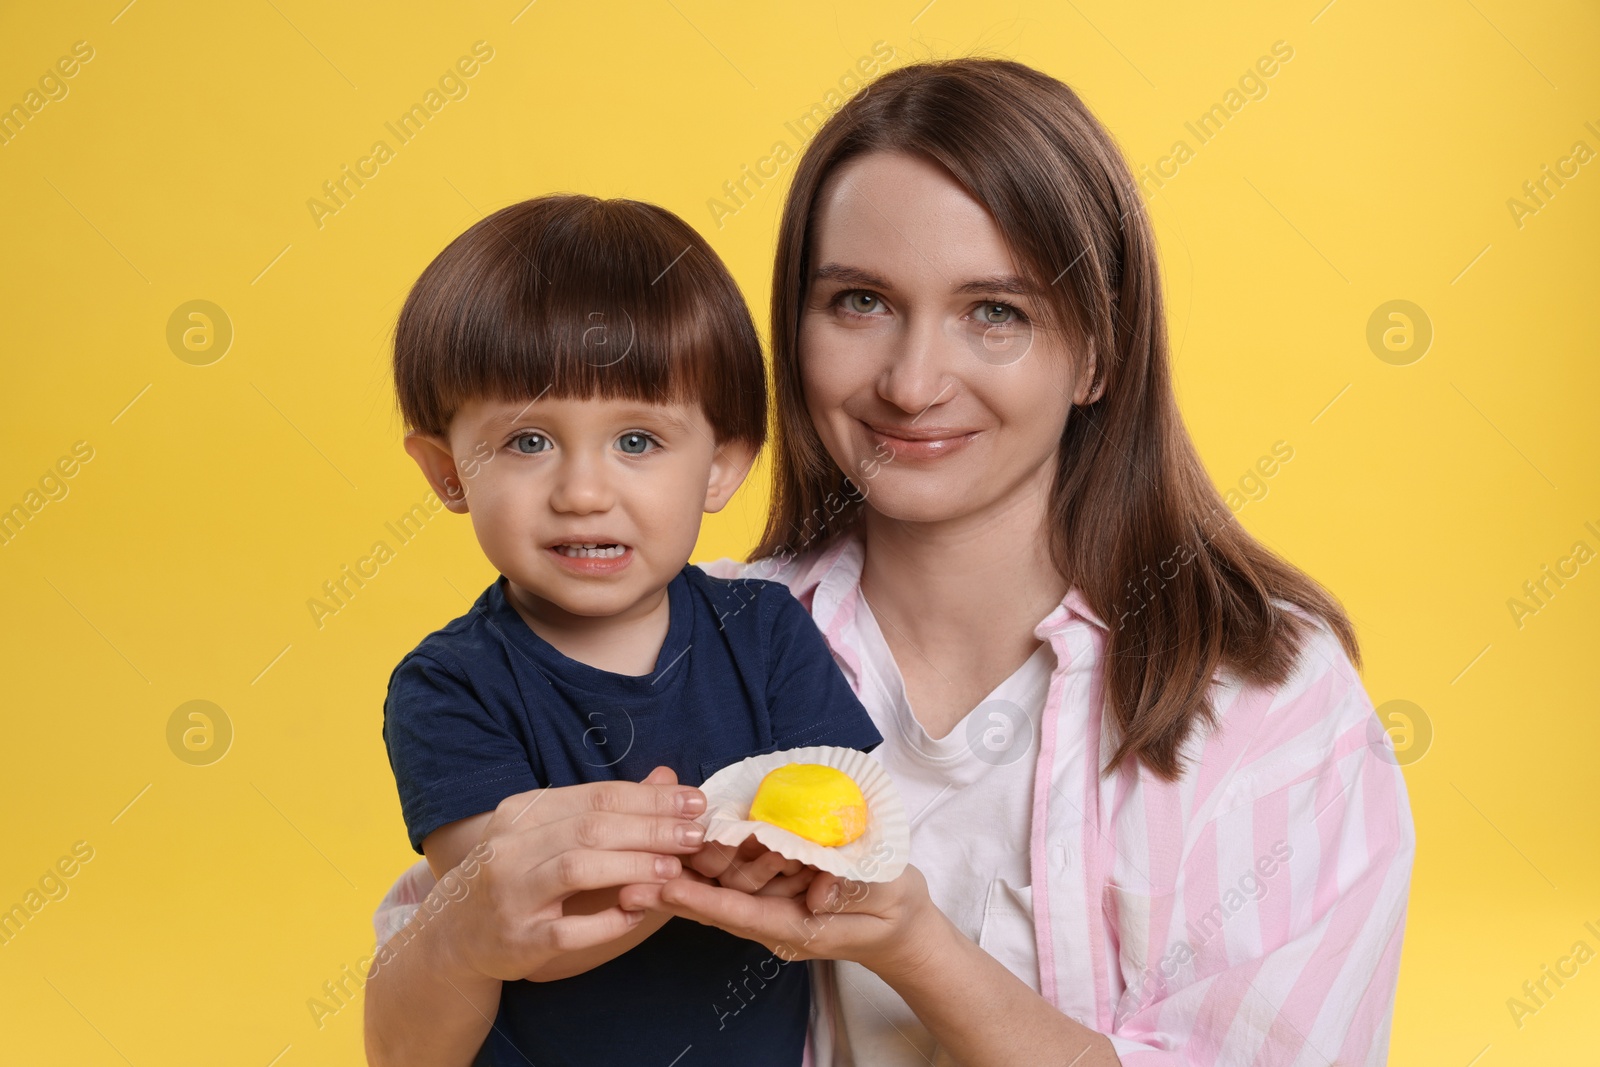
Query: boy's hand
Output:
[[682, 834, 818, 898]]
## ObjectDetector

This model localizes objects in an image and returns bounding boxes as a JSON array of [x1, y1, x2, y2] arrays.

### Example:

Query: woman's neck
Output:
[[855, 462, 1070, 735]]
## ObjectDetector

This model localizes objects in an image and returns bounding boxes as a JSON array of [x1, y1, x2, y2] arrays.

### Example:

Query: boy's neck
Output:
[[502, 580, 674, 677]]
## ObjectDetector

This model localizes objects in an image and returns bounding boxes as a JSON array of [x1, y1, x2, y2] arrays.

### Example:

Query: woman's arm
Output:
[[364, 769, 707, 1067], [868, 885, 1122, 1065], [622, 866, 1121, 1066]]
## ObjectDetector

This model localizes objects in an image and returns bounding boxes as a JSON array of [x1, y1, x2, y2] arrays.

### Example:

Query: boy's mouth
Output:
[[550, 542, 628, 560]]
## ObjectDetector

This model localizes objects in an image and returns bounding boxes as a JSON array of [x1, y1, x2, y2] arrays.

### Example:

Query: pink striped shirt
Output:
[[372, 528, 1415, 1064]]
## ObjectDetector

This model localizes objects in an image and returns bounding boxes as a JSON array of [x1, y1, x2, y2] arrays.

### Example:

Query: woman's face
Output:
[[798, 150, 1095, 528]]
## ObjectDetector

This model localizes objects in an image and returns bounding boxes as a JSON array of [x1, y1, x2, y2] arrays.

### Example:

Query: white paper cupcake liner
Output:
[[697, 745, 910, 883]]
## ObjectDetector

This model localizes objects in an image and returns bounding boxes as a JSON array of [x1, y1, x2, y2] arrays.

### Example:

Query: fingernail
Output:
[[678, 824, 705, 846], [677, 790, 706, 816], [656, 856, 679, 878]]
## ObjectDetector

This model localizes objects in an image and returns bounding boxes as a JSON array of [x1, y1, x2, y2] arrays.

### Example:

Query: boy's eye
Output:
[[511, 433, 549, 454], [616, 432, 656, 455]]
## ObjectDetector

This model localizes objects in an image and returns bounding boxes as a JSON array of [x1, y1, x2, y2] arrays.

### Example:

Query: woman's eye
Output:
[[976, 302, 1024, 325], [616, 432, 656, 455], [511, 433, 549, 454], [841, 291, 883, 315]]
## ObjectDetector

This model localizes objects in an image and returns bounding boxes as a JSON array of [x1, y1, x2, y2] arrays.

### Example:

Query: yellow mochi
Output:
[[748, 763, 868, 847]]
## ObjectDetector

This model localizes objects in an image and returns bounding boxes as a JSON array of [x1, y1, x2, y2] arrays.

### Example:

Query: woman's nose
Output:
[[876, 312, 956, 416]]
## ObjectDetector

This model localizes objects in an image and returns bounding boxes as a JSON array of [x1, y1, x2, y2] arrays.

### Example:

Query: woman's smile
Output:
[[861, 420, 982, 461]]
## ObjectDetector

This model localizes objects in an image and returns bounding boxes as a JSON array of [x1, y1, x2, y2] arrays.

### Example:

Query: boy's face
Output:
[[406, 394, 755, 623]]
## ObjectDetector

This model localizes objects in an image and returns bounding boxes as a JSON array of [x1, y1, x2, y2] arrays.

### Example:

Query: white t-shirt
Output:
[[825, 589, 1055, 1066]]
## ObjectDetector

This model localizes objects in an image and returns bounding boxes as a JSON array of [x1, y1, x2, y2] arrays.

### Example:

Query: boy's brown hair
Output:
[[393, 194, 765, 449]]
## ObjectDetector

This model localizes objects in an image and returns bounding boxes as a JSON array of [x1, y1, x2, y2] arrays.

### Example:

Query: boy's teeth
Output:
[[555, 544, 626, 559]]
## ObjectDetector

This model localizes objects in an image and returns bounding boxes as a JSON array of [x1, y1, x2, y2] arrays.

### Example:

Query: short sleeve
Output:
[[762, 586, 883, 753], [1103, 628, 1416, 1066], [382, 653, 540, 854]]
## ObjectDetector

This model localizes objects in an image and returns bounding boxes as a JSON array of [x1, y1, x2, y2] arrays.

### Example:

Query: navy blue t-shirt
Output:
[[382, 562, 883, 1067]]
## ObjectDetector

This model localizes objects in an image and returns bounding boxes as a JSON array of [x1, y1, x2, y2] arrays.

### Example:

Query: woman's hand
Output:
[[438, 765, 709, 984], [619, 860, 941, 978], [682, 833, 816, 898]]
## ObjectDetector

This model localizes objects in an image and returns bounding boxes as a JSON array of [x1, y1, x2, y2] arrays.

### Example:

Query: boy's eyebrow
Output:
[[480, 403, 697, 434], [612, 406, 696, 434]]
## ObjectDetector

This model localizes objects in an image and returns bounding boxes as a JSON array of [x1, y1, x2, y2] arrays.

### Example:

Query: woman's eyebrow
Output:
[[812, 263, 893, 288], [953, 274, 1040, 297]]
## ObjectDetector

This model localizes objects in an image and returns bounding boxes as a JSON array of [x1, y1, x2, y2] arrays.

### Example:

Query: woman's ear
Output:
[[404, 431, 469, 514], [703, 439, 758, 514], [1072, 338, 1106, 405]]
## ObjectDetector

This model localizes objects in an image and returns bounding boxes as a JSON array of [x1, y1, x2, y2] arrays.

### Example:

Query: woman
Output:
[[368, 58, 1414, 1065]]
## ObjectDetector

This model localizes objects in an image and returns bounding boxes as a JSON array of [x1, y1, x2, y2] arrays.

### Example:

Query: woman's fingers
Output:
[[535, 905, 649, 959], [685, 840, 737, 880], [755, 866, 817, 899], [723, 846, 793, 893], [488, 774, 705, 836], [529, 848, 683, 899], [657, 873, 814, 947], [537, 810, 705, 866], [616, 866, 711, 911], [804, 871, 877, 914]]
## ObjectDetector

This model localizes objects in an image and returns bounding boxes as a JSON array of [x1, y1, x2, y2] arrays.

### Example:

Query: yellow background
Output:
[[2, 1, 1596, 1063]]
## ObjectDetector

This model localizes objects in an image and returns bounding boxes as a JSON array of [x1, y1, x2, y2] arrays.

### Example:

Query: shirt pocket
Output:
[[1102, 883, 1187, 1027], [975, 876, 1040, 993]]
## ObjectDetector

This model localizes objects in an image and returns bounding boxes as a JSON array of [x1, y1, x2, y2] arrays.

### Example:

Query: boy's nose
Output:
[[548, 454, 614, 514]]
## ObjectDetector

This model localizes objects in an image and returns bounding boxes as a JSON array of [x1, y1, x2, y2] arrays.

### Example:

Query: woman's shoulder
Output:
[[1197, 599, 1381, 819], [691, 543, 839, 604]]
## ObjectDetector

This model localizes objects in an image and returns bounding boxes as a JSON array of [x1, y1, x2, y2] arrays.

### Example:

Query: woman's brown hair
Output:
[[753, 57, 1360, 783]]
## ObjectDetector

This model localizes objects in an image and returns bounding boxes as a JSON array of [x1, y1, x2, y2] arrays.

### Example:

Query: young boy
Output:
[[381, 194, 882, 1066]]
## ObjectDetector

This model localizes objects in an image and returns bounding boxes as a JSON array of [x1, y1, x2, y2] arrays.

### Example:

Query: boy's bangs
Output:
[[396, 195, 761, 444]]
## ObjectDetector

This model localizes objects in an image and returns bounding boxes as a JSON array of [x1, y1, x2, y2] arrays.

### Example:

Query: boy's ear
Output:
[[703, 439, 758, 514], [404, 431, 469, 514]]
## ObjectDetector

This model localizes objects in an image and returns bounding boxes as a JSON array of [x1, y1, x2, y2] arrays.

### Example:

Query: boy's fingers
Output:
[[641, 765, 680, 789]]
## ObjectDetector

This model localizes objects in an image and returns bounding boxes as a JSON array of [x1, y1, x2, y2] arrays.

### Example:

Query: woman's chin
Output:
[[861, 482, 989, 526]]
